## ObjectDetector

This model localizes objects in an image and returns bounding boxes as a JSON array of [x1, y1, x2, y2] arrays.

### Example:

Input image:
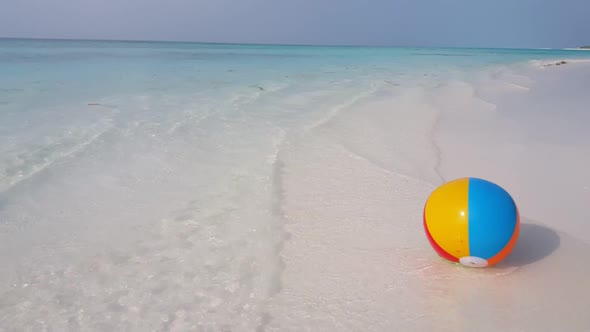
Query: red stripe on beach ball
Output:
[[423, 207, 459, 263]]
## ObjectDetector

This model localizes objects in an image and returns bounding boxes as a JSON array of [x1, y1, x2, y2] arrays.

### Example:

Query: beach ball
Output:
[[423, 177, 520, 267]]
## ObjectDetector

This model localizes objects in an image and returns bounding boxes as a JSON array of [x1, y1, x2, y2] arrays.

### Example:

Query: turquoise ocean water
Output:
[[1, 39, 589, 330], [2, 39, 589, 192]]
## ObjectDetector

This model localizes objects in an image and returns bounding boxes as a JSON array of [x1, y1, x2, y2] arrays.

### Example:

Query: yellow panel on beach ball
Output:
[[424, 178, 470, 259]]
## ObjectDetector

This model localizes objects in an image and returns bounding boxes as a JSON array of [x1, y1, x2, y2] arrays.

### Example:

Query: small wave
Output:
[[338, 143, 439, 187], [0, 122, 112, 193], [303, 84, 382, 132]]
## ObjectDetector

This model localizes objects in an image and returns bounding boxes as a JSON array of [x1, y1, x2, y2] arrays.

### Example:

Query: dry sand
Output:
[[266, 61, 590, 331]]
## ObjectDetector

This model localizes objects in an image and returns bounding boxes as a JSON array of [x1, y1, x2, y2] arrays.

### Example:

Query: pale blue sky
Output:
[[1, 0, 588, 48]]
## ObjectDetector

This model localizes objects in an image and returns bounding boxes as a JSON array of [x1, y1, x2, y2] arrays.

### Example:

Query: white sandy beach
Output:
[[265, 61, 590, 331], [1, 52, 589, 332]]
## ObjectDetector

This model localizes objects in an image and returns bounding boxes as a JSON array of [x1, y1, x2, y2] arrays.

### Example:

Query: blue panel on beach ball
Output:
[[468, 178, 518, 259]]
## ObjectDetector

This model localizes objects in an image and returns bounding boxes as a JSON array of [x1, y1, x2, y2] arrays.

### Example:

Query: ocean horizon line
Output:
[[0, 36, 581, 51]]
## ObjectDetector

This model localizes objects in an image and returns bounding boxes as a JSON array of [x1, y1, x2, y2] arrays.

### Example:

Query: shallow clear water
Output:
[[3, 39, 588, 193], [1, 39, 589, 330]]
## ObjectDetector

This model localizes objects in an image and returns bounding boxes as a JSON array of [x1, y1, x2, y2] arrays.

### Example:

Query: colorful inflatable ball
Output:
[[423, 177, 520, 267]]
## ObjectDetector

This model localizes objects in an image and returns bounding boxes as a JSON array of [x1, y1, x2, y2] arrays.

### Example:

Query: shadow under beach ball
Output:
[[495, 220, 560, 268]]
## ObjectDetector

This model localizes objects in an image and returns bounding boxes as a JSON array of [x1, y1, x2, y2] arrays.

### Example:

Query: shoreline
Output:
[[436, 60, 590, 242], [265, 60, 590, 331]]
